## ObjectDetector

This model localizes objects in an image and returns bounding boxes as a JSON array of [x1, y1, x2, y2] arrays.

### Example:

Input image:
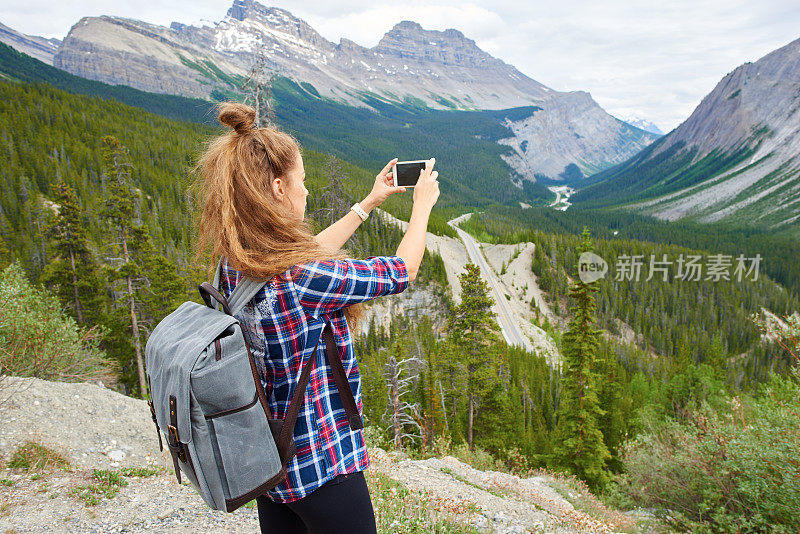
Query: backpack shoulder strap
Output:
[[275, 321, 364, 457], [323, 326, 364, 430], [212, 256, 269, 316]]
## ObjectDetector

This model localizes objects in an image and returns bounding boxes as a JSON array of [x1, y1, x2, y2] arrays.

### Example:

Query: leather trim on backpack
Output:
[[241, 316, 298, 463], [224, 465, 288, 513], [203, 392, 259, 420]]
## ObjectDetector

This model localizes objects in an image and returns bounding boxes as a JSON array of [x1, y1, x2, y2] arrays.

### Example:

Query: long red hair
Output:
[[190, 102, 364, 330]]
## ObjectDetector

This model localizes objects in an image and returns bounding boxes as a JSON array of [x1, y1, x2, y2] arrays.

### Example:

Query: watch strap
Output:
[[350, 202, 369, 221]]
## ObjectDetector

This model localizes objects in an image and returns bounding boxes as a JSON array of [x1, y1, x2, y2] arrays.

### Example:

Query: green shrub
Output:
[[614, 371, 800, 532], [0, 262, 115, 383], [363, 424, 390, 450], [450, 443, 504, 472]]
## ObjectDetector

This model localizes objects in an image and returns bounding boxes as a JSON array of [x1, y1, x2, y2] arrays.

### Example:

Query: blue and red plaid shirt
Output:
[[219, 254, 409, 503]]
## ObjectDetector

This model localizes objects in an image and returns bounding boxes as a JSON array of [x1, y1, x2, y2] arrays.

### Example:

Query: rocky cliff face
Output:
[[589, 36, 800, 230], [499, 91, 657, 179], [49, 0, 656, 181], [0, 21, 60, 65], [655, 37, 800, 160]]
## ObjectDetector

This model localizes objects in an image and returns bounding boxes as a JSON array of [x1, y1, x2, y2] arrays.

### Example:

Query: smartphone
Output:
[[392, 160, 428, 188]]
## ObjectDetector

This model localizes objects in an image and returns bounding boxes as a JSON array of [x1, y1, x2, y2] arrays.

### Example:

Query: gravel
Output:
[[0, 376, 620, 534]]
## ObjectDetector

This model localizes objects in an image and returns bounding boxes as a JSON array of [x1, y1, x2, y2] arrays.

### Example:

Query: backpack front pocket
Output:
[[191, 353, 282, 501]]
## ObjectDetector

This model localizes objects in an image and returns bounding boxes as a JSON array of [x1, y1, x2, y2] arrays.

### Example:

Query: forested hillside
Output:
[[0, 42, 553, 220], [0, 78, 449, 395], [462, 206, 798, 383], [460, 203, 800, 299], [0, 42, 217, 125]]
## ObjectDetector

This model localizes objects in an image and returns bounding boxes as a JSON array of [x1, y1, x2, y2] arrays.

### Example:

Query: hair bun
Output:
[[218, 102, 256, 134]]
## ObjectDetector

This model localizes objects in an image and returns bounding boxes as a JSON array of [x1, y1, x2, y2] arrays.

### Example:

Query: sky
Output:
[[2, 0, 799, 131]]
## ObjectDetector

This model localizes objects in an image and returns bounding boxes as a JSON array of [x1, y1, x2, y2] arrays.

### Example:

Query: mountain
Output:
[[0, 21, 60, 65], [573, 36, 800, 233], [498, 92, 657, 180], [0, 42, 216, 125], [619, 116, 664, 136], [49, 0, 656, 182]]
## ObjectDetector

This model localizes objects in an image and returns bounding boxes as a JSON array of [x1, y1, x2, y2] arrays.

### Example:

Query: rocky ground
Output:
[[0, 376, 640, 533]]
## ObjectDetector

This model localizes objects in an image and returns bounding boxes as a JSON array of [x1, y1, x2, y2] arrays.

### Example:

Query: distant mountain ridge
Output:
[[573, 36, 800, 234], [619, 117, 664, 136], [0, 21, 60, 65], [38, 0, 656, 182]]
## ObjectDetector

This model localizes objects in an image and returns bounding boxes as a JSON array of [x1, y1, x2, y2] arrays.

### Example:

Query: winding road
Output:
[[448, 214, 533, 352]]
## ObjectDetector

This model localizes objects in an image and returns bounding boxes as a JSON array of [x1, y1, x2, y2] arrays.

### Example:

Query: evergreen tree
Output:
[[552, 227, 611, 489], [99, 136, 148, 397], [40, 180, 105, 326], [99, 140, 187, 397], [446, 263, 503, 451], [438, 337, 465, 441], [596, 339, 632, 473], [417, 318, 448, 449]]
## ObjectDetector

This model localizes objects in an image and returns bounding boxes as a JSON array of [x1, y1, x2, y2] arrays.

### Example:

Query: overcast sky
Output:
[[2, 0, 799, 131]]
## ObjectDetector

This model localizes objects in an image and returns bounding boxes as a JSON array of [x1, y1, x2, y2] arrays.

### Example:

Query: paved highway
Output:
[[448, 215, 533, 352]]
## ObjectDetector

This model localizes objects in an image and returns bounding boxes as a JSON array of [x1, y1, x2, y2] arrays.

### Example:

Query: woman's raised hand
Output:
[[413, 158, 440, 211], [368, 157, 405, 206]]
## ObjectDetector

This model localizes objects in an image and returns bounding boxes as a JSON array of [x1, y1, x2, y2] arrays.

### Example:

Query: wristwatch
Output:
[[350, 202, 369, 221]]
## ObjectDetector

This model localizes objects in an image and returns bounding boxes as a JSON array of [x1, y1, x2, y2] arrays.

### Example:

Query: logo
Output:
[[578, 252, 608, 283]]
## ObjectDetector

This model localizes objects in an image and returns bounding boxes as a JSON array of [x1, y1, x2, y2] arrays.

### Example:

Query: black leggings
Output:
[[256, 470, 377, 534]]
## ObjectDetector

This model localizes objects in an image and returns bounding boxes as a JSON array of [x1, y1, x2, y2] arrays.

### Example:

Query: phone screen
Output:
[[395, 161, 427, 187]]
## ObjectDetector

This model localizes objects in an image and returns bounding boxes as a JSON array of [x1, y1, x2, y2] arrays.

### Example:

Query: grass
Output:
[[6, 441, 71, 472], [64, 466, 161, 506], [119, 466, 162, 478], [366, 469, 484, 533], [69, 469, 129, 506]]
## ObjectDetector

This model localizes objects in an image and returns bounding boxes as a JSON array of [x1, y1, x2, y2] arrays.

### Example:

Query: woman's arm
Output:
[[314, 158, 403, 250], [314, 194, 379, 250], [396, 158, 439, 282]]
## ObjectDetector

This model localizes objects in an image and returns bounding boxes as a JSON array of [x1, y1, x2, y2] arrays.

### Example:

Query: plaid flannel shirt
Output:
[[219, 254, 409, 503]]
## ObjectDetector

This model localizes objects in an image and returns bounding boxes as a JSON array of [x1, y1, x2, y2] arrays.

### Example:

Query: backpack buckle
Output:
[[167, 425, 186, 462]]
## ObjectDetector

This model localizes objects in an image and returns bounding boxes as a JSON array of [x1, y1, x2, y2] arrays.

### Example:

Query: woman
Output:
[[191, 102, 440, 533]]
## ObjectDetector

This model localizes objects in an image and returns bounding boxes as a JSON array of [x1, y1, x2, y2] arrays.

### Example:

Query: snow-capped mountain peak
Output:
[[618, 115, 664, 136]]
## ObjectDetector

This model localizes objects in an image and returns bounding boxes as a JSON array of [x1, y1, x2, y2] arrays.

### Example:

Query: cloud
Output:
[[1, 0, 798, 130], [297, 3, 508, 47]]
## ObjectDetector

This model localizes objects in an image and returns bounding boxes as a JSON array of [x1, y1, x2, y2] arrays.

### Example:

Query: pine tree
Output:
[[552, 227, 611, 489], [419, 325, 448, 449], [447, 263, 503, 451], [99, 136, 148, 397], [99, 139, 188, 397], [40, 180, 105, 326]]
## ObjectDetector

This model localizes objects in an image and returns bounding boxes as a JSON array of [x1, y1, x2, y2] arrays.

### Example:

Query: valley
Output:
[[547, 186, 574, 211], [0, 2, 798, 531]]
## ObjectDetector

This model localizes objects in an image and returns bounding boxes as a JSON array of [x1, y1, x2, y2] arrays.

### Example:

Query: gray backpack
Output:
[[144, 258, 363, 512]]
